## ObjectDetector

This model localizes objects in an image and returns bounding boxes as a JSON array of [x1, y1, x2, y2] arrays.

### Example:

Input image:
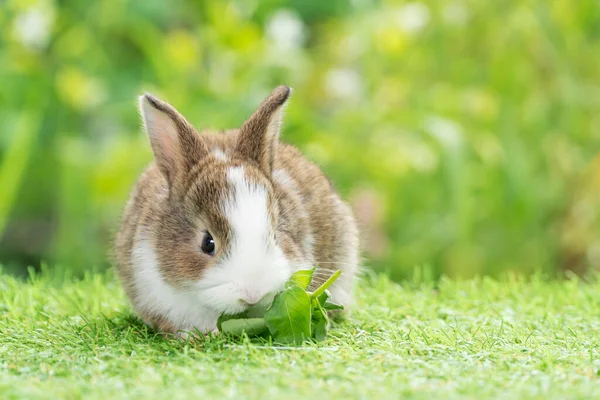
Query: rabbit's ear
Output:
[[139, 94, 208, 186], [236, 86, 291, 176]]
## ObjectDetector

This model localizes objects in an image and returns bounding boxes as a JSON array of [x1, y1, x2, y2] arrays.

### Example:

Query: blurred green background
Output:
[[1, 0, 600, 280]]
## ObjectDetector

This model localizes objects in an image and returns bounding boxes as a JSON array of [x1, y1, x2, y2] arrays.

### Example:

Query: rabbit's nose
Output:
[[238, 289, 274, 307], [238, 292, 263, 306]]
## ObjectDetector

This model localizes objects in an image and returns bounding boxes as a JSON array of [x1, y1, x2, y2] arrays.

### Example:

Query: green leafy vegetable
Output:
[[285, 267, 316, 290], [316, 289, 344, 311], [264, 286, 312, 344], [218, 268, 343, 344], [322, 300, 344, 311], [310, 298, 328, 342], [220, 318, 268, 337], [216, 311, 247, 331]]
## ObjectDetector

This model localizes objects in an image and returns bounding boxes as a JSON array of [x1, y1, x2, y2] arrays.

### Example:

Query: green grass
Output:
[[1, 270, 599, 399]]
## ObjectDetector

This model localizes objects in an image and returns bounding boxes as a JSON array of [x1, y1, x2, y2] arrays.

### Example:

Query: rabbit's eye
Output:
[[201, 232, 216, 256]]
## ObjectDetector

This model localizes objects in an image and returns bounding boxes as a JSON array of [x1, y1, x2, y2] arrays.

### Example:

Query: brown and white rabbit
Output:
[[114, 86, 358, 335]]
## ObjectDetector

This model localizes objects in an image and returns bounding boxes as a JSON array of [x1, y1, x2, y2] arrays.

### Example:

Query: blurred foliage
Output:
[[1, 0, 600, 280]]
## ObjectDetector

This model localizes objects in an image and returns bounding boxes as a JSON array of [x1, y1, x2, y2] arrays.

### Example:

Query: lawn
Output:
[[1, 269, 599, 399]]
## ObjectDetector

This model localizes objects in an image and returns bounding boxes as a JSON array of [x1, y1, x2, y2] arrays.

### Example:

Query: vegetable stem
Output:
[[311, 270, 342, 299]]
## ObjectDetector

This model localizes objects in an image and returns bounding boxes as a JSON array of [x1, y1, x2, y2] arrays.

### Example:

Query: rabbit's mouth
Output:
[[193, 280, 280, 316]]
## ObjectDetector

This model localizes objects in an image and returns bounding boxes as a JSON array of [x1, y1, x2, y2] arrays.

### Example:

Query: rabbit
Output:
[[114, 86, 359, 336]]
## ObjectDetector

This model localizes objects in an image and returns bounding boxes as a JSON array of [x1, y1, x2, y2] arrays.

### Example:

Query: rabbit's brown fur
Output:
[[115, 86, 358, 334]]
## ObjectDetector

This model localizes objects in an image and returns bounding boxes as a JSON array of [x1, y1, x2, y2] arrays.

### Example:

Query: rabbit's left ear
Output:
[[236, 86, 291, 176]]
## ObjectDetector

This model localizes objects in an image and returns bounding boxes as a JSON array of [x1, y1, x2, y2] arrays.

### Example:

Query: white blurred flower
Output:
[[325, 68, 363, 102], [338, 32, 367, 62], [394, 2, 430, 34], [425, 116, 464, 151], [12, 1, 55, 50], [443, 2, 469, 26], [266, 9, 306, 52]]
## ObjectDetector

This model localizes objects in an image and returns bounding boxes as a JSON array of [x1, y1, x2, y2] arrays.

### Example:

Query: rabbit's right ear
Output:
[[139, 94, 208, 186]]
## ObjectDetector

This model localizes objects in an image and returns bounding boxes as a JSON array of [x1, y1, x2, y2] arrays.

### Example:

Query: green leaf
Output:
[[220, 318, 268, 337], [311, 299, 328, 342], [311, 270, 342, 299], [286, 267, 316, 290], [246, 298, 272, 318], [264, 285, 312, 344], [316, 288, 344, 311], [322, 300, 344, 311], [216, 311, 248, 331], [317, 289, 330, 306]]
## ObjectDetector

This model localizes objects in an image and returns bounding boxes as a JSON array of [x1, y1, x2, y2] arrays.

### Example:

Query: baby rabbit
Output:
[[115, 86, 358, 335]]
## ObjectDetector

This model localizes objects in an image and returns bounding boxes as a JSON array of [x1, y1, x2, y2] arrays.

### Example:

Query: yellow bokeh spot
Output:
[[165, 30, 200, 71], [375, 26, 407, 55], [55, 66, 106, 110]]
